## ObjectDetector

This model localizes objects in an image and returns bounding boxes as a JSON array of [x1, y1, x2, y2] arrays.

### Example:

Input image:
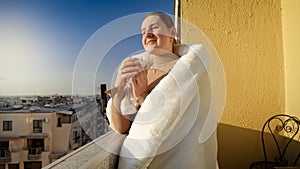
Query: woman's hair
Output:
[[143, 12, 175, 29], [142, 12, 179, 53]]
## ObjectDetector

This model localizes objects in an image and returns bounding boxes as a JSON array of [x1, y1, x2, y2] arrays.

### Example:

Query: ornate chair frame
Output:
[[250, 114, 300, 169]]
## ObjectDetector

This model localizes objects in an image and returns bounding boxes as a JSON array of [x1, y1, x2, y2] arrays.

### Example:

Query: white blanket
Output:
[[107, 44, 219, 169]]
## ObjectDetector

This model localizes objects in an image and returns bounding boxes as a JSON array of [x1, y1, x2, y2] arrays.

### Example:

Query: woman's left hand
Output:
[[131, 69, 148, 100]]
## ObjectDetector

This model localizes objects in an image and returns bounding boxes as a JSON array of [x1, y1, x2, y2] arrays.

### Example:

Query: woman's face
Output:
[[141, 15, 174, 55]]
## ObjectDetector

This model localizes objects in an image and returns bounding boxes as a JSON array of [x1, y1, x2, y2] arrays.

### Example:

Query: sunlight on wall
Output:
[[282, 0, 300, 117], [181, 0, 285, 131]]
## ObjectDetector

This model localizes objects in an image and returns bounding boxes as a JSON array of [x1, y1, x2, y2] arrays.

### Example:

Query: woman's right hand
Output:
[[114, 58, 143, 98], [115, 58, 143, 87], [110, 58, 143, 134]]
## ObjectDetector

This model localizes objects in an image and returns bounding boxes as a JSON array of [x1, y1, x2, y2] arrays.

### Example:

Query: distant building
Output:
[[0, 89, 110, 169], [0, 108, 84, 169], [0, 93, 110, 169]]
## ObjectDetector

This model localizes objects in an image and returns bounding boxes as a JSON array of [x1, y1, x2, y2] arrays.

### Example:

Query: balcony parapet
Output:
[[28, 147, 42, 160], [48, 151, 67, 159], [10, 147, 20, 153], [20, 133, 49, 138], [0, 150, 11, 163], [0, 135, 20, 140], [43, 131, 125, 169], [28, 153, 42, 160]]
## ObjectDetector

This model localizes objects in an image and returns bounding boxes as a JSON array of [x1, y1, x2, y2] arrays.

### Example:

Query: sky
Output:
[[0, 0, 174, 96]]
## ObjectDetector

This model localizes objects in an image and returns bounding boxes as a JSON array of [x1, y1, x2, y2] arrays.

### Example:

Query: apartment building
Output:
[[0, 109, 81, 169]]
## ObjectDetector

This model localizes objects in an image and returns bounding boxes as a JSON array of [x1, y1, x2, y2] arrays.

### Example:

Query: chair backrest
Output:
[[261, 114, 300, 166]]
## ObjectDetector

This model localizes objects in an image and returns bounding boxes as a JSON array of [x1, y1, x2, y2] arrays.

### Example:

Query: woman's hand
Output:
[[115, 58, 143, 86], [110, 58, 143, 134], [131, 69, 148, 101], [114, 58, 143, 98]]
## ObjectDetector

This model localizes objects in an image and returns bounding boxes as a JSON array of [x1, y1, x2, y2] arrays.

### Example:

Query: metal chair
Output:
[[250, 114, 300, 169]]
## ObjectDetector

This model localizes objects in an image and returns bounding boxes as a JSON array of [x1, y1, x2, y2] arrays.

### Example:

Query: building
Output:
[[0, 108, 80, 169], [0, 92, 110, 169]]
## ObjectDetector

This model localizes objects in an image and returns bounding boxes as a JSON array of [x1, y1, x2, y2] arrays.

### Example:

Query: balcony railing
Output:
[[10, 147, 20, 153], [29, 147, 42, 155], [0, 150, 11, 163], [33, 128, 43, 133], [43, 131, 125, 169], [28, 147, 42, 160]]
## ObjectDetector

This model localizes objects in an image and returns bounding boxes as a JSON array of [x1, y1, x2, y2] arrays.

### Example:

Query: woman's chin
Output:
[[145, 47, 156, 54]]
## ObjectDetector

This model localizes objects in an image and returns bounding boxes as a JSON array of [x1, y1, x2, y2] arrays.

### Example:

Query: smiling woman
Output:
[[104, 12, 219, 169], [141, 13, 176, 54]]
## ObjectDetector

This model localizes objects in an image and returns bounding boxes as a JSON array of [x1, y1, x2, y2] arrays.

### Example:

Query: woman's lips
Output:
[[147, 39, 156, 45]]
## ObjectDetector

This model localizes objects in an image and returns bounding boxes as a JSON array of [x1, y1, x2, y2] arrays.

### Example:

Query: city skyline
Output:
[[0, 0, 174, 96]]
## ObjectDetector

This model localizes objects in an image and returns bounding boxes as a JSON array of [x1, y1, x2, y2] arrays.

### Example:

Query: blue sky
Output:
[[0, 0, 174, 95]]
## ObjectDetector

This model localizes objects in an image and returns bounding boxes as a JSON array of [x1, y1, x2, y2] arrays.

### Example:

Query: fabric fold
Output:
[[106, 44, 218, 169]]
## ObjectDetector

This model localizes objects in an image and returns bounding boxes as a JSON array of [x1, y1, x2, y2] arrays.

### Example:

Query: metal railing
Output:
[[0, 150, 11, 158], [33, 127, 43, 133], [10, 147, 20, 152], [28, 147, 42, 155]]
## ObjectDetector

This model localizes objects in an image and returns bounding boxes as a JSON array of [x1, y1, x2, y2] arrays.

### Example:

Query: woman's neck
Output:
[[151, 52, 179, 72]]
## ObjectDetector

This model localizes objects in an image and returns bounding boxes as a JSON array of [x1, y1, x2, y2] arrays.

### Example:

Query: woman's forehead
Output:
[[141, 15, 164, 28]]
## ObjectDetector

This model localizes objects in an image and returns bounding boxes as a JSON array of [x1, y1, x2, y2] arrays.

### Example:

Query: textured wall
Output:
[[180, 0, 285, 131], [282, 0, 300, 117]]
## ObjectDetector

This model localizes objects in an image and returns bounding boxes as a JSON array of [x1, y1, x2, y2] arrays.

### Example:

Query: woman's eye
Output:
[[152, 26, 159, 29]]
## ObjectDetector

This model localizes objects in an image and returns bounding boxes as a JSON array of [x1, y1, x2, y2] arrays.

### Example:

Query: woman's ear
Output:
[[170, 26, 176, 38]]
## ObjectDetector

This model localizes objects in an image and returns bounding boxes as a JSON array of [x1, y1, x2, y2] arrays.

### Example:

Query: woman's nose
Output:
[[145, 32, 153, 38]]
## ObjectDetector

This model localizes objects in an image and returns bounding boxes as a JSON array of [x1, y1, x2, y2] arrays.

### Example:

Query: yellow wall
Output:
[[282, 0, 300, 117], [179, 0, 300, 168], [180, 0, 285, 131]]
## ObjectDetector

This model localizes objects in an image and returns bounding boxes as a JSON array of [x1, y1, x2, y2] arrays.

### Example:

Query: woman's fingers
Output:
[[120, 59, 144, 78], [122, 66, 140, 74], [131, 76, 138, 85], [139, 69, 147, 81], [115, 57, 144, 88], [132, 69, 147, 85], [131, 69, 148, 99], [121, 59, 143, 71], [121, 71, 139, 80]]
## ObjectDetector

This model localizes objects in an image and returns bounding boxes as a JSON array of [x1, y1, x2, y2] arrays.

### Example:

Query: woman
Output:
[[106, 12, 218, 169]]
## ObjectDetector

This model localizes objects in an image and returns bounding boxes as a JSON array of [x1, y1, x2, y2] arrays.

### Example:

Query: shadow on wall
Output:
[[217, 123, 300, 169]]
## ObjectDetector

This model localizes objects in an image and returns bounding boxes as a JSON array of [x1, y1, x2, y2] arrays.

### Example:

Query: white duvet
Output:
[[106, 44, 219, 169]]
